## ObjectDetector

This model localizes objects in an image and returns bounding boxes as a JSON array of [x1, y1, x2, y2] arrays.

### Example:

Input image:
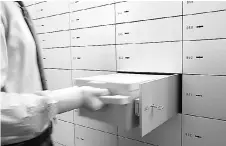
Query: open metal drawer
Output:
[[74, 73, 180, 137]]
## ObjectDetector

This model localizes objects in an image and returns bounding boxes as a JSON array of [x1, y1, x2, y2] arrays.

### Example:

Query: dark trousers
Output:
[[3, 123, 53, 146]]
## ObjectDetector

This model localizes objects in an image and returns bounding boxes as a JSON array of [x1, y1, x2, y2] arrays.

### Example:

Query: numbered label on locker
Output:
[[71, 46, 116, 71], [116, 42, 182, 73], [74, 125, 117, 146], [184, 11, 226, 40], [183, 39, 226, 75], [38, 31, 70, 48], [42, 48, 71, 69], [118, 114, 181, 146], [71, 25, 115, 46], [183, 115, 226, 146], [183, 1, 226, 15], [69, 0, 114, 12], [44, 69, 72, 90], [183, 75, 226, 120], [116, 17, 182, 44], [35, 1, 70, 18], [33, 14, 70, 33], [70, 4, 114, 29], [116, 1, 182, 23]]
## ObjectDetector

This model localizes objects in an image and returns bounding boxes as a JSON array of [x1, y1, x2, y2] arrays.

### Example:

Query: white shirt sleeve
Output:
[[0, 92, 57, 137]]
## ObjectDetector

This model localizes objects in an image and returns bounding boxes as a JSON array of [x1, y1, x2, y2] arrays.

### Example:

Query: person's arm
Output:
[[1, 11, 108, 144], [37, 86, 109, 114]]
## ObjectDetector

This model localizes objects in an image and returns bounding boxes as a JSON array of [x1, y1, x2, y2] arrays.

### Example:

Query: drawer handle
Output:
[[118, 56, 130, 60], [118, 32, 130, 36], [195, 135, 202, 139], [72, 37, 80, 39], [99, 95, 132, 105], [42, 40, 46, 42], [73, 57, 81, 60], [118, 10, 129, 15], [43, 58, 46, 59], [71, 19, 79, 22], [37, 25, 44, 27], [196, 94, 203, 97], [196, 56, 203, 59], [37, 9, 43, 12], [76, 137, 84, 140], [196, 25, 204, 28]]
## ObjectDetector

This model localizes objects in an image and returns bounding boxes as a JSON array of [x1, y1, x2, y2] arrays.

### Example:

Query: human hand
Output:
[[34, 86, 110, 114], [80, 86, 110, 111]]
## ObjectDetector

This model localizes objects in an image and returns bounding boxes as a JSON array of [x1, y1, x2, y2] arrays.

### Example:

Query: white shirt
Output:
[[0, 2, 57, 145]]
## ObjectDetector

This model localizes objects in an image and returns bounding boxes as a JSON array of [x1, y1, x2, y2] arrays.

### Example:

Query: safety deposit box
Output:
[[74, 73, 180, 137]]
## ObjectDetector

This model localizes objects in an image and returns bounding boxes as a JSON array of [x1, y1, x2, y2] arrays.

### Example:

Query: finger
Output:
[[89, 88, 110, 96], [85, 96, 105, 111]]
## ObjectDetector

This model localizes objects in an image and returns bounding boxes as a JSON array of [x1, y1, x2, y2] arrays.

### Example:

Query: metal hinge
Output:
[[135, 98, 140, 116]]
